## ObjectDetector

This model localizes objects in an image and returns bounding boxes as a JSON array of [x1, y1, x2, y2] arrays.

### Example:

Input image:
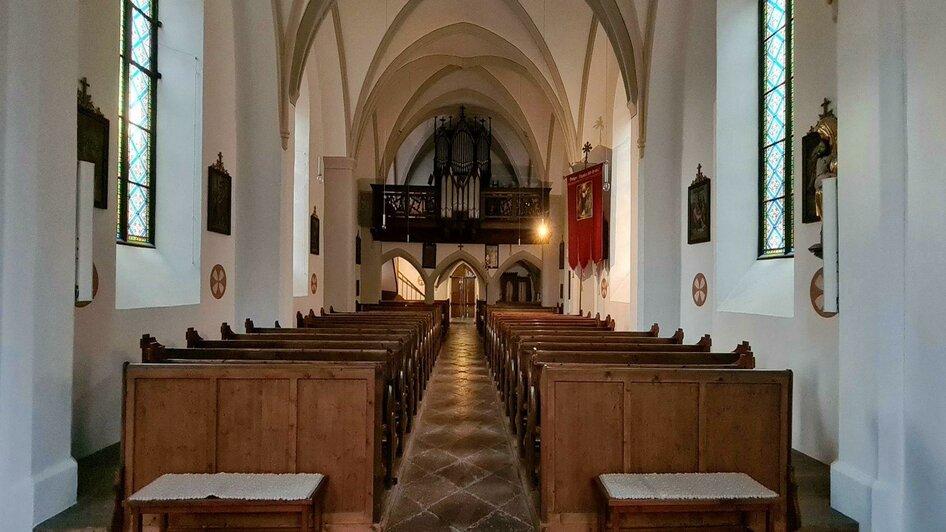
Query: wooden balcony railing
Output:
[[370, 184, 550, 244]]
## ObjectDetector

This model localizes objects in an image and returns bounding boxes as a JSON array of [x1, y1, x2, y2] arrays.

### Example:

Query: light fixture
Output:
[[536, 219, 550, 242]]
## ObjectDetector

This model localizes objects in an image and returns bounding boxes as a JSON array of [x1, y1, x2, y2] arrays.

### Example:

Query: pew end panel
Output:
[[220, 322, 236, 339], [539, 366, 792, 532], [121, 362, 384, 531]]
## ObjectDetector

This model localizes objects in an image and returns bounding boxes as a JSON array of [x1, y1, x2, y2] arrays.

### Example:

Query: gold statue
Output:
[[809, 99, 838, 219]]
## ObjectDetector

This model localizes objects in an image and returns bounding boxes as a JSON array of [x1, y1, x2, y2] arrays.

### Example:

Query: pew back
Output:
[[538, 366, 792, 530], [122, 362, 384, 529]]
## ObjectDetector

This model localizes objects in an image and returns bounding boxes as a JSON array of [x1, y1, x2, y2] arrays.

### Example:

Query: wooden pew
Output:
[[187, 327, 417, 447], [121, 361, 385, 530], [485, 314, 615, 386], [303, 311, 440, 380], [360, 300, 451, 332], [500, 328, 687, 409], [140, 336, 404, 489], [506, 335, 712, 428], [519, 346, 756, 489], [485, 313, 614, 372], [537, 365, 793, 531]]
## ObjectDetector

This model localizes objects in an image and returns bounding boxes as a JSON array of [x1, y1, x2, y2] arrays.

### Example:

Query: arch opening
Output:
[[434, 260, 482, 319], [380, 256, 426, 302]]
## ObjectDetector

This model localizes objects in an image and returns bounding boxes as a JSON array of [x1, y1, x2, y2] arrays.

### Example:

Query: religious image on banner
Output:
[[577, 181, 593, 220], [565, 163, 606, 271]]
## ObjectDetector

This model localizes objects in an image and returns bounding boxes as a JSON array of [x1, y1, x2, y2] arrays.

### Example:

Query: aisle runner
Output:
[[382, 323, 535, 531]]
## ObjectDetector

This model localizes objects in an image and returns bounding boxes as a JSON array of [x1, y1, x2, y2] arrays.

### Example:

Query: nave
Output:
[[35, 310, 857, 532]]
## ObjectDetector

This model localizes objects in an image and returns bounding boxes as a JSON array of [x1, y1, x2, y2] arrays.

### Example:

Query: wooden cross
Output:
[[79, 77, 90, 98], [820, 98, 832, 117], [582, 142, 593, 166]]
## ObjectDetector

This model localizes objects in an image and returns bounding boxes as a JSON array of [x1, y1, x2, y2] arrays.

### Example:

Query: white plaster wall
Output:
[[673, 0, 841, 465], [70, 1, 261, 462], [293, 64, 327, 316]]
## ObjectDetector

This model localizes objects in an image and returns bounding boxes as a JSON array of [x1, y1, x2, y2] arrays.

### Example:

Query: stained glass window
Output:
[[759, 0, 793, 257], [117, 0, 159, 245]]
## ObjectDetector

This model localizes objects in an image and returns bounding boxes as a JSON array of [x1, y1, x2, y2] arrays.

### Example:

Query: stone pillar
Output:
[[323, 157, 357, 311], [832, 0, 907, 530], [232, 1, 289, 326], [0, 1, 79, 527]]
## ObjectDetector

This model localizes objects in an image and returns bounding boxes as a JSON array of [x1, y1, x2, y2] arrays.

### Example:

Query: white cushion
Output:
[[599, 472, 778, 501], [129, 473, 325, 502]]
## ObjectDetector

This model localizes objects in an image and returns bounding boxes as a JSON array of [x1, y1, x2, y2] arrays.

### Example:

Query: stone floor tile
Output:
[[398, 473, 459, 507], [435, 461, 491, 488], [465, 473, 519, 507], [386, 511, 453, 532], [428, 491, 495, 529], [467, 510, 534, 532]]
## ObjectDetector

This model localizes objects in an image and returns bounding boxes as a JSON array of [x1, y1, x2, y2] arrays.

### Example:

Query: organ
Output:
[[370, 106, 550, 244]]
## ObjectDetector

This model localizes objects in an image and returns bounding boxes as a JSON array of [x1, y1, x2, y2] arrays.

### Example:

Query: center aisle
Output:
[[382, 321, 537, 531]]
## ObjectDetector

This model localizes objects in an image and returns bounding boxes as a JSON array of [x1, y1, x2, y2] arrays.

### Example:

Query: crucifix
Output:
[[820, 98, 832, 117]]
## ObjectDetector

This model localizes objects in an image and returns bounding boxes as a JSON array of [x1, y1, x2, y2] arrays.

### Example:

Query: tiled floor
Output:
[[382, 322, 536, 531]]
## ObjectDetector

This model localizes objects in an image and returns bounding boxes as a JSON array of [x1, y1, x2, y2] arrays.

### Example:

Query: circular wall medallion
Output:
[[691, 273, 708, 307], [810, 268, 837, 318], [76, 263, 99, 308], [310, 273, 319, 295], [210, 264, 227, 299], [600, 276, 609, 299]]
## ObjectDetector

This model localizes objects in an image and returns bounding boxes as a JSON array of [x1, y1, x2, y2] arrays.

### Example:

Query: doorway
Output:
[[449, 264, 477, 318]]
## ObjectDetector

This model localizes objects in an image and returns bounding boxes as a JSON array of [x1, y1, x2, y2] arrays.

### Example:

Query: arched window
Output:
[[759, 0, 793, 257], [117, 0, 159, 245]]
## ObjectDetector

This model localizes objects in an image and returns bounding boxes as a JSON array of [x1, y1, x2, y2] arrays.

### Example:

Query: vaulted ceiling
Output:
[[272, 0, 656, 182]]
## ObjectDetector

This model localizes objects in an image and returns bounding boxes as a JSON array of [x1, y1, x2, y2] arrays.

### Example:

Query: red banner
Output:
[[566, 163, 604, 270]]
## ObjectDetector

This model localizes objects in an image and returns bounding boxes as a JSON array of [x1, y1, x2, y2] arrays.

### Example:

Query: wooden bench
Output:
[[125, 473, 328, 532], [538, 366, 793, 531], [121, 362, 384, 530], [595, 472, 778, 532]]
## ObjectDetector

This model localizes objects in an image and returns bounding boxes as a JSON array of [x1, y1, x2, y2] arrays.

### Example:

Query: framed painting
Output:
[[207, 153, 232, 235], [687, 165, 711, 245], [485, 244, 499, 269], [310, 209, 320, 255], [77, 85, 110, 209], [423, 243, 437, 269]]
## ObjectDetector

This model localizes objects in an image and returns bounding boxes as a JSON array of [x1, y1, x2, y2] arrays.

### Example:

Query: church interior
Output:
[[2, 0, 944, 531]]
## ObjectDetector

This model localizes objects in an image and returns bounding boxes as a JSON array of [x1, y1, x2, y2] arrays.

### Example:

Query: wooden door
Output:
[[449, 265, 476, 318]]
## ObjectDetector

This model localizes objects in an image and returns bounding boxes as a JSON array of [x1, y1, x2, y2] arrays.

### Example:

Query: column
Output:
[[832, 0, 907, 530], [323, 157, 357, 311], [232, 1, 290, 325], [0, 0, 79, 527]]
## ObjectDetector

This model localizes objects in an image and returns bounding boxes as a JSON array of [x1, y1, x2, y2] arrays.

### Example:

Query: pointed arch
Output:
[[432, 250, 489, 295]]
